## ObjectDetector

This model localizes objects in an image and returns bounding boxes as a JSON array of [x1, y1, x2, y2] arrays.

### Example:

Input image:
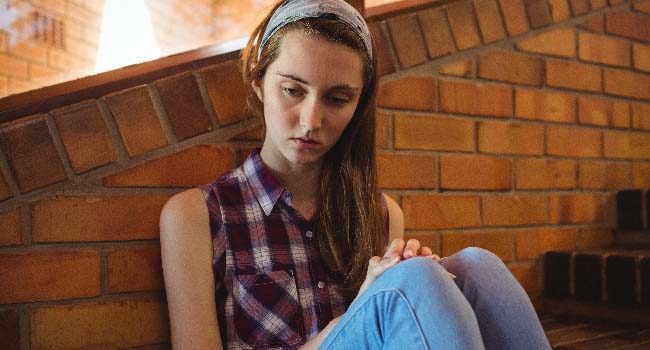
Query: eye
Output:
[[282, 87, 302, 97], [327, 95, 351, 106]]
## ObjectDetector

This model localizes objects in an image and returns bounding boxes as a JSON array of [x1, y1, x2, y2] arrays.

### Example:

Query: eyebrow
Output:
[[277, 72, 361, 92]]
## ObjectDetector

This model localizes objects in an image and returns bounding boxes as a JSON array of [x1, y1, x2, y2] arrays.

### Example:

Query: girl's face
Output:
[[253, 29, 365, 169]]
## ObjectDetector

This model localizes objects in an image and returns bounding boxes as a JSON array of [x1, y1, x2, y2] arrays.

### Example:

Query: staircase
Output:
[[542, 190, 650, 349]]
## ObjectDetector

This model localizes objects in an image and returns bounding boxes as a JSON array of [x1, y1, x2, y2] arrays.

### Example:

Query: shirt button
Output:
[[305, 230, 313, 238], [317, 281, 326, 289]]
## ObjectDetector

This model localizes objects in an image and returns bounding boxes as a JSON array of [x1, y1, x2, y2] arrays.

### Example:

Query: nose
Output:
[[299, 97, 323, 133]]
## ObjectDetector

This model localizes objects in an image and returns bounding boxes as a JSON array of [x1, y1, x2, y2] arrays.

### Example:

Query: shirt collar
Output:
[[243, 149, 291, 216]]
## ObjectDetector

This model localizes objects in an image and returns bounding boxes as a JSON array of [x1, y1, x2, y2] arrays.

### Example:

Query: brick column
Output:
[[345, 0, 364, 15]]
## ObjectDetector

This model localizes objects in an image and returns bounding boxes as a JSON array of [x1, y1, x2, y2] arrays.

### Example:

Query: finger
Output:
[[449, 272, 457, 279], [384, 239, 405, 258], [430, 253, 441, 262], [420, 247, 433, 257], [403, 239, 421, 259]]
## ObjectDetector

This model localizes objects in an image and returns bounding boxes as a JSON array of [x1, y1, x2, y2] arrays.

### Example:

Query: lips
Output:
[[294, 137, 319, 144]]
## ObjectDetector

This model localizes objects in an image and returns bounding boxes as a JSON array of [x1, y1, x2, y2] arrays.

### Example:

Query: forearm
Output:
[[299, 316, 342, 350]]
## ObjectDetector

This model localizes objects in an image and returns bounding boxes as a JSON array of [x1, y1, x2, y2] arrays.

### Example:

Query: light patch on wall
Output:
[[95, 0, 160, 73]]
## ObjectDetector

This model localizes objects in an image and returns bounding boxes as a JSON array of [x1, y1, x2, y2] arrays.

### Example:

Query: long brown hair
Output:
[[241, 0, 385, 299]]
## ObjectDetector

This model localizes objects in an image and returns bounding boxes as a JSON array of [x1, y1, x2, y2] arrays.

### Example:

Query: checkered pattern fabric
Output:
[[199, 149, 387, 349]]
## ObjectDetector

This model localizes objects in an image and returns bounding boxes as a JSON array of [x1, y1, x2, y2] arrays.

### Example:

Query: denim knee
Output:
[[453, 247, 506, 270], [379, 256, 449, 287]]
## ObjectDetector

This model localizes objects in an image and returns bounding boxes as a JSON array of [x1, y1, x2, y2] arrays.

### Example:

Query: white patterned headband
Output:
[[258, 0, 373, 64]]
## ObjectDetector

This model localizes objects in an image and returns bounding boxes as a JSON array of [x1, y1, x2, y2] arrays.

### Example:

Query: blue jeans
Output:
[[320, 247, 551, 350]]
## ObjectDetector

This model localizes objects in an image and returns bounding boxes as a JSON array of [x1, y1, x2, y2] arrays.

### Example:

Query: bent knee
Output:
[[453, 247, 506, 269], [387, 257, 449, 282]]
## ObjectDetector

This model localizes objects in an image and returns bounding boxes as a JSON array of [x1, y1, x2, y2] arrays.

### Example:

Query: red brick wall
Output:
[[0, 0, 648, 348]]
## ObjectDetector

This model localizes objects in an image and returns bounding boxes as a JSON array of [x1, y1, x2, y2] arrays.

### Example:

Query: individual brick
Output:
[[578, 161, 632, 190], [369, 22, 396, 76], [439, 80, 513, 117], [0, 249, 100, 303], [378, 153, 436, 189], [605, 11, 650, 42], [578, 97, 630, 128], [633, 163, 650, 188], [516, 228, 577, 260], [440, 155, 511, 190], [616, 190, 643, 230], [482, 195, 548, 226], [579, 15, 604, 33], [509, 262, 542, 296], [108, 246, 164, 293], [387, 14, 428, 68], [0, 115, 67, 193], [377, 77, 436, 111], [548, 0, 571, 22], [515, 158, 577, 189], [375, 111, 390, 149], [524, 0, 553, 28], [442, 230, 514, 262], [640, 256, 650, 310], [634, 44, 650, 72], [417, 7, 455, 59], [31, 298, 170, 350], [604, 68, 650, 100], [604, 130, 650, 159], [606, 255, 637, 305], [439, 59, 473, 77], [394, 114, 475, 151], [579, 32, 631, 67], [52, 100, 117, 174], [498, 0, 530, 36], [0, 309, 19, 350], [474, 0, 506, 43], [549, 194, 608, 224], [574, 253, 603, 302], [31, 195, 170, 242], [577, 228, 615, 249], [569, 0, 590, 15], [104, 86, 167, 157], [402, 195, 480, 229], [478, 51, 544, 86], [478, 121, 544, 155], [0, 208, 20, 246], [544, 251, 571, 299], [546, 59, 601, 92], [546, 126, 602, 158], [201, 60, 250, 126], [154, 72, 213, 141], [516, 28, 576, 58], [103, 145, 236, 188], [515, 89, 576, 123], [446, 0, 481, 50]]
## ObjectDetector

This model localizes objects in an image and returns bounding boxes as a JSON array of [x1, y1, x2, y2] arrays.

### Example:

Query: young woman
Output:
[[159, 0, 552, 349]]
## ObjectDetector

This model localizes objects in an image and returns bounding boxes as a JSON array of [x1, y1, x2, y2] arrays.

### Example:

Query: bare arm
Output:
[[160, 188, 223, 350]]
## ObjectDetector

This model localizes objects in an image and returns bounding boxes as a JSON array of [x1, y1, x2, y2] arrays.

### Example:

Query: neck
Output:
[[259, 148, 322, 203]]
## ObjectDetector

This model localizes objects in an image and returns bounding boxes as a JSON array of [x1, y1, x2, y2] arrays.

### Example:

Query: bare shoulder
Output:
[[382, 193, 404, 241], [160, 188, 207, 227]]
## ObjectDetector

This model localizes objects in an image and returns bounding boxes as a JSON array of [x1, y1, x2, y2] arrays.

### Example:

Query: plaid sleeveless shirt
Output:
[[198, 149, 388, 349]]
